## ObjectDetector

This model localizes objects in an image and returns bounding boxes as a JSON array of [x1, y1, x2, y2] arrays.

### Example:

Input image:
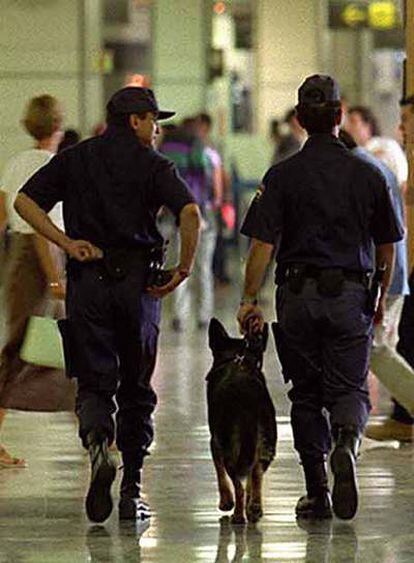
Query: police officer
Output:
[[14, 87, 201, 523], [238, 75, 403, 520]]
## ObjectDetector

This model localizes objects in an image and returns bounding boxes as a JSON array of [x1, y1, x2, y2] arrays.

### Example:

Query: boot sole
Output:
[[86, 459, 116, 523], [119, 498, 151, 521], [331, 447, 358, 520]]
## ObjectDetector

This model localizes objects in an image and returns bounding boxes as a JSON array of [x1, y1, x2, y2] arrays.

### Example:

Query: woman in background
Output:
[[0, 95, 75, 468]]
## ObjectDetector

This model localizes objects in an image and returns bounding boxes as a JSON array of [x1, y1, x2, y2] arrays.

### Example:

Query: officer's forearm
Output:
[[243, 238, 274, 298], [375, 242, 395, 297], [14, 193, 71, 252], [178, 203, 201, 273], [33, 234, 61, 286]]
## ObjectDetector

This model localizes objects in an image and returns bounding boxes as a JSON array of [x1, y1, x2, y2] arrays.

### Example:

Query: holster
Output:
[[147, 245, 173, 287], [284, 264, 307, 294], [366, 266, 386, 316]]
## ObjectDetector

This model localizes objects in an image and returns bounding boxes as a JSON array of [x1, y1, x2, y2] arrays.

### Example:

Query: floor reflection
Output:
[[297, 519, 358, 563], [1, 282, 414, 561], [214, 517, 263, 562]]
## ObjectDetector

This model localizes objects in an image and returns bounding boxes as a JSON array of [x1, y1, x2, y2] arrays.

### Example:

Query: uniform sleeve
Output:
[[19, 153, 65, 212], [371, 172, 404, 245], [240, 167, 283, 244], [153, 158, 195, 218]]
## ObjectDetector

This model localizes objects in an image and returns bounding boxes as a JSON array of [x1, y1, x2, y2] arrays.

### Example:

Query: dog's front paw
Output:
[[246, 502, 263, 523], [219, 491, 235, 512]]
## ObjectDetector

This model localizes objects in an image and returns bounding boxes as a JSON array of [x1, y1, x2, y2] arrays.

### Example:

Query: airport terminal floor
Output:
[[0, 268, 414, 562]]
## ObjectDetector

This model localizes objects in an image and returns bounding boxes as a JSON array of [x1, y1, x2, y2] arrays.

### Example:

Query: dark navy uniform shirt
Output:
[[20, 124, 195, 249], [241, 134, 404, 272]]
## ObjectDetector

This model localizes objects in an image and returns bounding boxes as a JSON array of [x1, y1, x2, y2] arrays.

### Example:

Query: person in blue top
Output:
[[13, 87, 201, 524], [238, 75, 403, 521], [338, 130, 414, 434]]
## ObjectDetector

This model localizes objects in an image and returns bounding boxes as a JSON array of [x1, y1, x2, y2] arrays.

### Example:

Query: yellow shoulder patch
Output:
[[254, 184, 265, 201]]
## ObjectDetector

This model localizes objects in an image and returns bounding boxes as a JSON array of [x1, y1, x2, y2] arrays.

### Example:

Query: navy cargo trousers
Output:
[[60, 261, 160, 456], [274, 279, 374, 462]]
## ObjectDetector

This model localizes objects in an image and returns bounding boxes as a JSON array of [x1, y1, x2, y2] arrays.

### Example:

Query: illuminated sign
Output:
[[368, 2, 398, 30], [329, 1, 401, 30], [342, 4, 366, 27]]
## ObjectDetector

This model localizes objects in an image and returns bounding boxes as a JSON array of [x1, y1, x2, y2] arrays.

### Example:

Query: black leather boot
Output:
[[296, 461, 333, 519], [119, 452, 151, 521], [85, 432, 117, 523], [330, 425, 360, 520]]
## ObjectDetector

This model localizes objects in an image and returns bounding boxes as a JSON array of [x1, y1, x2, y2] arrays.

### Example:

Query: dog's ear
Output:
[[208, 318, 229, 350], [262, 323, 269, 352]]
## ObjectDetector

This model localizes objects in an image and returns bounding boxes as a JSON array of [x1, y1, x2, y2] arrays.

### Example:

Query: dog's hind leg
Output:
[[246, 462, 264, 523], [246, 474, 252, 508], [211, 439, 235, 512], [231, 478, 246, 525]]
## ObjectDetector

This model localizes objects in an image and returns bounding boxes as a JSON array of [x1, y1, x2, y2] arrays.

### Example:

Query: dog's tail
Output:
[[221, 410, 258, 480]]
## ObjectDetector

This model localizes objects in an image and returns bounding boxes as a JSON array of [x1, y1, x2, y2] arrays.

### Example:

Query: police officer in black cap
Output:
[[14, 87, 201, 523], [238, 75, 403, 520]]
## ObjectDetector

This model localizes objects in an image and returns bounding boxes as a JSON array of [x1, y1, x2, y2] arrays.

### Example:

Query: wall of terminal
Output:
[[0, 0, 103, 172]]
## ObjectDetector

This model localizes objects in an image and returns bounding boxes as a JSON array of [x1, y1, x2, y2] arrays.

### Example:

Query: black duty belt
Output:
[[102, 247, 152, 279], [277, 264, 370, 296], [279, 264, 369, 284], [67, 246, 155, 280]]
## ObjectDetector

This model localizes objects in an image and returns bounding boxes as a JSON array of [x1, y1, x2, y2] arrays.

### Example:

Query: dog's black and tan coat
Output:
[[207, 318, 277, 524]]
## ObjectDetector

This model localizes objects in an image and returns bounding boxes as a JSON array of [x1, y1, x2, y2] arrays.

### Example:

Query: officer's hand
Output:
[[146, 268, 188, 299], [237, 304, 264, 334], [64, 239, 103, 262]]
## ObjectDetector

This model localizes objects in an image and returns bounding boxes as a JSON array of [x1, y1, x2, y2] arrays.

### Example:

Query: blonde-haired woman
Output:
[[0, 95, 75, 468]]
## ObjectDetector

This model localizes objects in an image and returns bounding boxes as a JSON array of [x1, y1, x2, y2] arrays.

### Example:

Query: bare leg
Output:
[[211, 439, 235, 511], [231, 478, 246, 525], [246, 462, 264, 523], [0, 408, 26, 468]]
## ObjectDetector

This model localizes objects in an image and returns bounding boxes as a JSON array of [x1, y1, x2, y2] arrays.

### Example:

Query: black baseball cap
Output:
[[106, 87, 176, 120], [298, 75, 341, 107], [400, 94, 414, 106]]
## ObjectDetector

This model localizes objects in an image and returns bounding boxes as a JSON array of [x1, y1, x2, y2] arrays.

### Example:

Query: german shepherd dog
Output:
[[207, 318, 277, 524]]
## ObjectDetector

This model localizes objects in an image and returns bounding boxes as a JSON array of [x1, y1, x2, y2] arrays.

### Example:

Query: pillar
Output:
[[152, 0, 210, 121], [255, 0, 321, 134]]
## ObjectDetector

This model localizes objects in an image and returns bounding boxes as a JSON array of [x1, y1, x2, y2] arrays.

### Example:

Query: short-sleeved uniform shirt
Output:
[[19, 124, 195, 249], [241, 134, 403, 273]]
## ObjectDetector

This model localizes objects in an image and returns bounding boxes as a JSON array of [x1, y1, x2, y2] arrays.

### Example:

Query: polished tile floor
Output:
[[1, 279, 414, 562]]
